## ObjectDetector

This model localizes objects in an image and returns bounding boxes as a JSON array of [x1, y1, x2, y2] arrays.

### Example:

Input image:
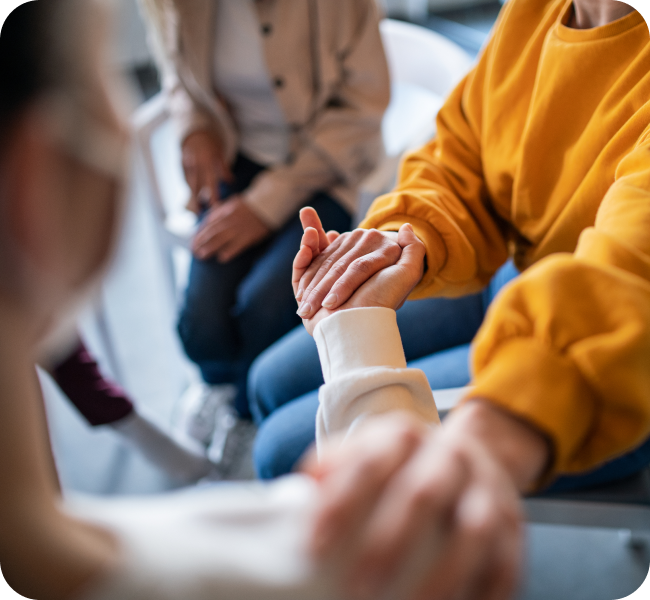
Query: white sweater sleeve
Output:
[[71, 477, 338, 600], [313, 307, 440, 450]]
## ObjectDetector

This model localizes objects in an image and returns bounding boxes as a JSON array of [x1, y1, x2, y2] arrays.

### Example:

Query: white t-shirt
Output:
[[213, 0, 290, 167]]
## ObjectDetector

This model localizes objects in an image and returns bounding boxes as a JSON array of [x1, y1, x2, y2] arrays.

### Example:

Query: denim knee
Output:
[[246, 326, 323, 425], [253, 393, 319, 479], [248, 352, 273, 426], [177, 308, 230, 365]]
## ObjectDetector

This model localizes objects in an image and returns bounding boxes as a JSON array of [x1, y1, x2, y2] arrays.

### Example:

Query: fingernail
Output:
[[297, 302, 312, 317], [296, 288, 304, 301], [322, 293, 337, 308]]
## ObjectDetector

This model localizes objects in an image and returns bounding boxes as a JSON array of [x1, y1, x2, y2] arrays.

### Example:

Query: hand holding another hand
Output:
[[293, 207, 426, 334], [294, 208, 426, 321], [303, 401, 550, 600]]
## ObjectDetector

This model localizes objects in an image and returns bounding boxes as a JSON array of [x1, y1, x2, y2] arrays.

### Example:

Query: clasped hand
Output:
[[182, 131, 270, 263], [292, 207, 426, 333]]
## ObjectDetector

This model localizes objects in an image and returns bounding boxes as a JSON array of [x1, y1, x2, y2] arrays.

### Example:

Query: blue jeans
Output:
[[249, 260, 650, 491], [178, 155, 351, 417]]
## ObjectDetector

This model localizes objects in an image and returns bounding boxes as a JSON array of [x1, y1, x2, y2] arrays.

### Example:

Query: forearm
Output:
[[313, 308, 439, 447]]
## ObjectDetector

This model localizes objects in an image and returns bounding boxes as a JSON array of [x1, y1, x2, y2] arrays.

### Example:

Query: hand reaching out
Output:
[[293, 207, 426, 334]]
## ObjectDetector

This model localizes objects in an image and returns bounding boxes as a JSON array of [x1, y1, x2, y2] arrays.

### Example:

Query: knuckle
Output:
[[366, 228, 384, 243], [349, 257, 374, 276], [330, 260, 348, 278]]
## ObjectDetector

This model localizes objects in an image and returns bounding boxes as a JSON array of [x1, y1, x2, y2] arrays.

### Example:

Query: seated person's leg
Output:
[[233, 193, 351, 415], [177, 153, 267, 387], [253, 343, 475, 479], [178, 246, 259, 386], [248, 325, 323, 425], [397, 294, 484, 360], [408, 344, 472, 390], [546, 435, 650, 493], [253, 391, 319, 479]]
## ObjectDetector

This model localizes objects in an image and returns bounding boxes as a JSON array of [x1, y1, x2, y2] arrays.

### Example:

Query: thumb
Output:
[[396, 223, 426, 273], [300, 207, 329, 252]]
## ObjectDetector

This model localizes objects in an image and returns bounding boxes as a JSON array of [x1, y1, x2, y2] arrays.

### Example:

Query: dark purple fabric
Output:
[[52, 342, 134, 426]]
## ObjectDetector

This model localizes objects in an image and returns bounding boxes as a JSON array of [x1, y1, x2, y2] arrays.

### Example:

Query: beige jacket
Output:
[[151, 0, 390, 229]]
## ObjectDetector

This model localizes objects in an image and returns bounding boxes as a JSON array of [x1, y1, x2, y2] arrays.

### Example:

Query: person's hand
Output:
[[294, 208, 419, 320], [293, 209, 426, 335], [192, 196, 270, 263], [182, 130, 232, 214], [302, 402, 550, 600]]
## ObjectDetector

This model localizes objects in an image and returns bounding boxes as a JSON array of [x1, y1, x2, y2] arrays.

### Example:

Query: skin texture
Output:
[[293, 1, 637, 323], [182, 130, 271, 263]]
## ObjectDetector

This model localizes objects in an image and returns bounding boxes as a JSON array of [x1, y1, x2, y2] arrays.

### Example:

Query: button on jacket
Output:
[[148, 0, 391, 229]]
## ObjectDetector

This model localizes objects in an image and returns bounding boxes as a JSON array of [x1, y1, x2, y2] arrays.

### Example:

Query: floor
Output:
[[40, 4, 649, 598]]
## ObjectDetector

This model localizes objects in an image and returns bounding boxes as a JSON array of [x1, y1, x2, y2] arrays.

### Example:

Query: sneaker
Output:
[[174, 383, 237, 447], [206, 416, 257, 481], [206, 401, 238, 464]]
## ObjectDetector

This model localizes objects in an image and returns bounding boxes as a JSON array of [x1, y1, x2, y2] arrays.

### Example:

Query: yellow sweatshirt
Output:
[[361, 0, 650, 478]]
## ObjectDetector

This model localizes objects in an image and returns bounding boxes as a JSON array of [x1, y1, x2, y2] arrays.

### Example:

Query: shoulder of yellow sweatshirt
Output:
[[362, 0, 650, 479]]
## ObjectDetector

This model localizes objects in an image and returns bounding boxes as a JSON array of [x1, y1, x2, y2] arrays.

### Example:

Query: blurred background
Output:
[[38, 2, 649, 599]]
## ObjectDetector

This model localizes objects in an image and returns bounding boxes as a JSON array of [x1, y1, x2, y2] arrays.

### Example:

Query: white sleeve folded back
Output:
[[313, 307, 440, 449]]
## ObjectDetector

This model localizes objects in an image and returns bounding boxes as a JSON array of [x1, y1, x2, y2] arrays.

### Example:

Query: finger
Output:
[[300, 207, 329, 252], [216, 238, 246, 263], [326, 230, 340, 244], [317, 247, 404, 311], [345, 440, 470, 600], [296, 234, 361, 316], [215, 151, 233, 184], [197, 185, 214, 210], [192, 205, 227, 248], [193, 224, 235, 259], [479, 525, 523, 600], [184, 164, 199, 197], [299, 229, 402, 317], [411, 485, 497, 600], [311, 418, 426, 561], [294, 228, 319, 299], [396, 223, 426, 269]]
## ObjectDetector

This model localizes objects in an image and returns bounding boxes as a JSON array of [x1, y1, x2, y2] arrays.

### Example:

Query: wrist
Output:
[[444, 400, 551, 492]]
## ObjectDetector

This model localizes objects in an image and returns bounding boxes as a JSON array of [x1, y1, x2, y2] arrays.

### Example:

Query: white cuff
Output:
[[313, 308, 439, 449], [313, 307, 406, 381]]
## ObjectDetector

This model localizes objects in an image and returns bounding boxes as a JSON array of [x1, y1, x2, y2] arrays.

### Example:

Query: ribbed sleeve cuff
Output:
[[313, 307, 406, 381], [467, 338, 597, 478]]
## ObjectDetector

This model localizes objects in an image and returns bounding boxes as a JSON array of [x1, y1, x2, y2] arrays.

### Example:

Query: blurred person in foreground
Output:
[[0, 2, 528, 600], [138, 0, 390, 456]]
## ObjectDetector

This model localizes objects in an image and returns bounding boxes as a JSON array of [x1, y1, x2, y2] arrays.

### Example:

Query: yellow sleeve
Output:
[[468, 132, 650, 478], [360, 39, 509, 300]]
